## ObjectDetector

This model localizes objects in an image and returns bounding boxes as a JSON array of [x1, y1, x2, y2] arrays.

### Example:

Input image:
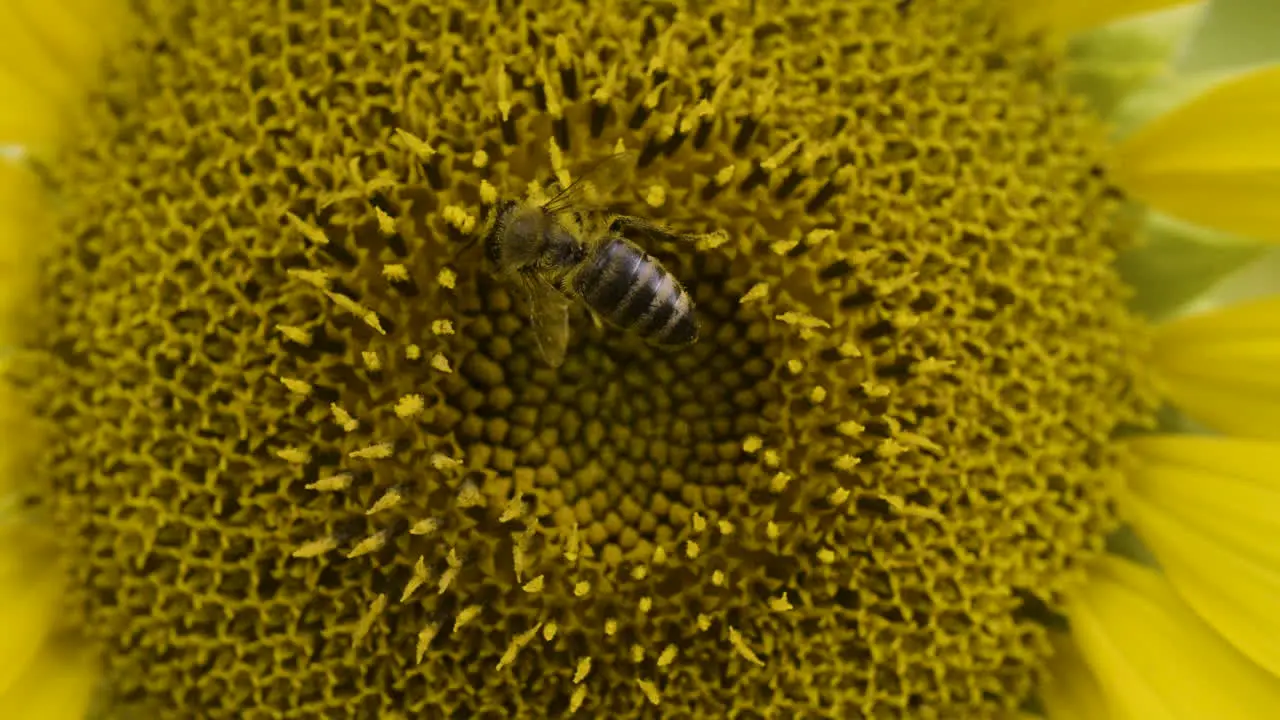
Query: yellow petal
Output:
[[1042, 632, 1113, 720], [0, 642, 98, 720], [0, 70, 62, 149], [1067, 555, 1280, 719], [0, 0, 133, 147], [0, 543, 62, 699], [1124, 435, 1280, 678], [1005, 0, 1199, 41], [0, 161, 49, 347], [1113, 64, 1280, 244], [1151, 295, 1280, 440]]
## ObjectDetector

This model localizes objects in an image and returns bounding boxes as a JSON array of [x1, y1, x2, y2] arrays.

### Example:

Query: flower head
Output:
[[2, 0, 1279, 718]]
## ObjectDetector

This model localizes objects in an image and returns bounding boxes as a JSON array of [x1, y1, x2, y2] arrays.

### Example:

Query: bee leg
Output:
[[608, 215, 711, 249], [608, 214, 675, 239]]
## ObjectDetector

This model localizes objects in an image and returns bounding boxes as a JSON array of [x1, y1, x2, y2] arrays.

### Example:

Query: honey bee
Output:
[[481, 154, 701, 368]]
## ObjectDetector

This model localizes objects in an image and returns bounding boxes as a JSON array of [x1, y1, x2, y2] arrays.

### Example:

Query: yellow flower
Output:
[[1, 2, 125, 716], [2, 1, 1278, 718]]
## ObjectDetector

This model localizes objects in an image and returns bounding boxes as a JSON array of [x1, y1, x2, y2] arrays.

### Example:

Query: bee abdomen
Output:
[[576, 238, 698, 346]]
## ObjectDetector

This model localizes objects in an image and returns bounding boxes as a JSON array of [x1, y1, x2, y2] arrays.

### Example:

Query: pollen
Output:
[[739, 283, 770, 304], [637, 678, 661, 705], [366, 488, 403, 515], [347, 531, 388, 559], [401, 557, 431, 602], [284, 212, 329, 246], [394, 128, 435, 160], [393, 394, 426, 419], [350, 442, 393, 460], [409, 517, 439, 536], [275, 447, 310, 465], [644, 185, 666, 208], [437, 566, 459, 595], [291, 536, 338, 559], [761, 449, 782, 468], [430, 453, 461, 471], [456, 483, 485, 509], [19, 0, 1158, 717], [290, 268, 333, 291], [728, 627, 766, 668], [382, 263, 410, 282], [307, 473, 353, 493], [833, 454, 861, 472], [453, 605, 481, 632], [650, 545, 667, 566], [330, 403, 359, 432], [430, 353, 452, 373], [569, 686, 587, 714], [416, 623, 441, 664], [279, 377, 313, 396], [353, 594, 388, 647], [574, 657, 592, 684], [276, 325, 311, 345]]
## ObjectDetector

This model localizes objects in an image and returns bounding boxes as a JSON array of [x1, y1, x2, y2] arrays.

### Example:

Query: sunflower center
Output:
[[13, 0, 1156, 717], [458, 257, 775, 535]]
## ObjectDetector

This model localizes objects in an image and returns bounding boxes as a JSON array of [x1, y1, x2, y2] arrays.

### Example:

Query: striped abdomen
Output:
[[573, 237, 698, 346]]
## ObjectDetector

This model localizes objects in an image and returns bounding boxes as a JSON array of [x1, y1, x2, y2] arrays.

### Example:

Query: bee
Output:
[[481, 154, 701, 368]]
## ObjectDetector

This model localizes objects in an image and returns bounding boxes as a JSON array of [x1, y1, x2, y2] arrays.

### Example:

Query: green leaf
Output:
[[1175, 0, 1280, 74], [1118, 211, 1268, 321], [1066, 3, 1207, 118], [1177, 246, 1280, 315], [1107, 525, 1161, 568]]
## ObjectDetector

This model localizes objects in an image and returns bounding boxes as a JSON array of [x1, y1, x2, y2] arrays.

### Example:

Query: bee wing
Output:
[[519, 272, 571, 368], [541, 151, 637, 216]]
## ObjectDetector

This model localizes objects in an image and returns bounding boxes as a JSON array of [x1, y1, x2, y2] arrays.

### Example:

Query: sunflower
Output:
[[2, 0, 1278, 718]]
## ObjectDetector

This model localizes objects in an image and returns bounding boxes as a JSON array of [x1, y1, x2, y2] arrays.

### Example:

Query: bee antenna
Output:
[[451, 203, 499, 263], [453, 232, 483, 260]]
